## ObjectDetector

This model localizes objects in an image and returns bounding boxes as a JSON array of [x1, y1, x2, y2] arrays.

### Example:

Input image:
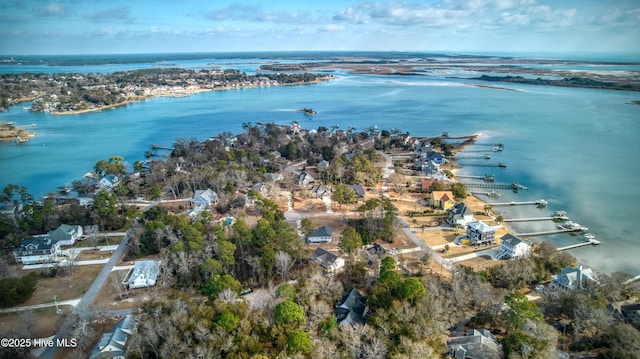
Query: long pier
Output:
[[516, 228, 585, 237], [488, 199, 547, 207], [473, 143, 504, 147], [502, 216, 568, 223], [456, 155, 491, 160], [460, 181, 527, 190], [458, 162, 507, 168], [470, 191, 501, 198], [557, 238, 601, 251]]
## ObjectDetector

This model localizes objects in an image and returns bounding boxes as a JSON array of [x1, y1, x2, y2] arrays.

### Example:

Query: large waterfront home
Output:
[[14, 237, 63, 264], [496, 234, 531, 260], [465, 220, 498, 245], [192, 188, 218, 207], [551, 265, 597, 290], [448, 203, 475, 228]]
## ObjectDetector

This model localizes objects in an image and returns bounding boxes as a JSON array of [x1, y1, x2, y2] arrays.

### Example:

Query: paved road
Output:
[[39, 231, 131, 359]]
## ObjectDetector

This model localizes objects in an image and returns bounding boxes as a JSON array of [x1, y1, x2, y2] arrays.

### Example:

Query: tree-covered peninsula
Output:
[[0, 68, 333, 114]]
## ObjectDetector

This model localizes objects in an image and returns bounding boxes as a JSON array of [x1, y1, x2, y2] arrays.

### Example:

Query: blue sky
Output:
[[1, 0, 639, 55]]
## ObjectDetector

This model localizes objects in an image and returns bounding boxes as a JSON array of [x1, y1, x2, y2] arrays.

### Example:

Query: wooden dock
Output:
[[557, 238, 601, 251], [503, 215, 568, 223], [488, 199, 546, 206], [516, 228, 585, 237], [456, 155, 491, 160], [460, 181, 527, 190], [458, 162, 507, 168], [470, 191, 501, 198]]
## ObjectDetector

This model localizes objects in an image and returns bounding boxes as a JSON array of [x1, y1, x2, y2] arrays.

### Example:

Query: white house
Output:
[[447, 329, 499, 359], [310, 248, 345, 274], [98, 174, 120, 189], [496, 234, 531, 260], [14, 238, 63, 264], [311, 185, 332, 200], [90, 315, 133, 359], [448, 203, 475, 228], [307, 226, 332, 243], [123, 260, 162, 289], [48, 224, 84, 246], [192, 188, 218, 208], [551, 265, 597, 290]]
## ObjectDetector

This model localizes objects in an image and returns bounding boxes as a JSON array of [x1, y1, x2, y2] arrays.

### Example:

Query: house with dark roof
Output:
[[447, 329, 500, 359], [310, 248, 345, 274], [307, 226, 333, 243], [90, 315, 133, 359], [48, 224, 83, 246], [335, 288, 368, 331], [311, 185, 332, 200], [608, 300, 640, 323], [551, 265, 597, 290], [448, 203, 475, 228], [496, 234, 531, 260], [296, 170, 315, 185], [347, 184, 365, 199], [466, 221, 498, 245], [14, 237, 63, 264]]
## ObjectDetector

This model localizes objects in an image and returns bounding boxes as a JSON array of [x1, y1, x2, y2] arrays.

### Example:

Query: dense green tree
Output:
[[400, 278, 426, 304], [338, 226, 362, 256], [0, 272, 37, 307], [287, 330, 312, 354], [450, 182, 468, 200], [505, 291, 543, 333], [275, 301, 306, 327]]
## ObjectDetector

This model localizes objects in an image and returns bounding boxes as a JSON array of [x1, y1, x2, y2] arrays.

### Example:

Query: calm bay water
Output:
[[1, 58, 639, 275]]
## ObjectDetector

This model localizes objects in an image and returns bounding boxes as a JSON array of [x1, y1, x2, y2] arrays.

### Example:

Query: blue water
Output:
[[1, 58, 639, 275]]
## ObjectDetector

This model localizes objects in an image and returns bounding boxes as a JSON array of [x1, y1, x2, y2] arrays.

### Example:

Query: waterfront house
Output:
[[448, 203, 475, 228], [335, 288, 368, 331], [98, 174, 120, 189], [122, 260, 162, 289], [310, 248, 345, 274], [192, 188, 218, 208], [466, 220, 498, 245], [89, 315, 133, 359], [307, 226, 333, 244], [48, 224, 83, 246], [14, 237, 63, 264], [431, 191, 455, 210], [551, 265, 597, 290], [496, 234, 531, 260], [296, 170, 315, 185], [447, 329, 500, 359]]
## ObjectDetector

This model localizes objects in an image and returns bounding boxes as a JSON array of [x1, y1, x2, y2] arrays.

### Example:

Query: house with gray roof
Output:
[[90, 315, 133, 359], [310, 248, 345, 274], [311, 185, 332, 200], [551, 265, 597, 290], [496, 234, 531, 260], [466, 220, 499, 245], [123, 260, 162, 289], [448, 203, 475, 228], [348, 184, 365, 199], [335, 288, 368, 331], [296, 170, 315, 185], [447, 329, 500, 359], [192, 188, 218, 208]]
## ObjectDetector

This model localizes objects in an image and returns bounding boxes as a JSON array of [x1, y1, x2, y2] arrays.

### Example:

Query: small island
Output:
[[0, 122, 35, 142]]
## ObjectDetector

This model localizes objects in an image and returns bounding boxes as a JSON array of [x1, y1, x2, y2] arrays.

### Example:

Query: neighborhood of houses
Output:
[[1, 130, 635, 358]]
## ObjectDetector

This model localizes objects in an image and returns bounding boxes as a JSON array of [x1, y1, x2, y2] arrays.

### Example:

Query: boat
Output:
[[498, 162, 507, 168], [298, 108, 317, 116], [15, 136, 29, 144], [583, 233, 596, 242]]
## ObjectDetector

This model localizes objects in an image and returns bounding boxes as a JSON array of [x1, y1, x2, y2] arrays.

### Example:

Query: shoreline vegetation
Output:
[[0, 68, 334, 115]]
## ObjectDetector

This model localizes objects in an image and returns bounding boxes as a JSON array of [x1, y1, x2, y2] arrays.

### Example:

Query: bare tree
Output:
[[110, 271, 130, 300], [275, 250, 294, 282]]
